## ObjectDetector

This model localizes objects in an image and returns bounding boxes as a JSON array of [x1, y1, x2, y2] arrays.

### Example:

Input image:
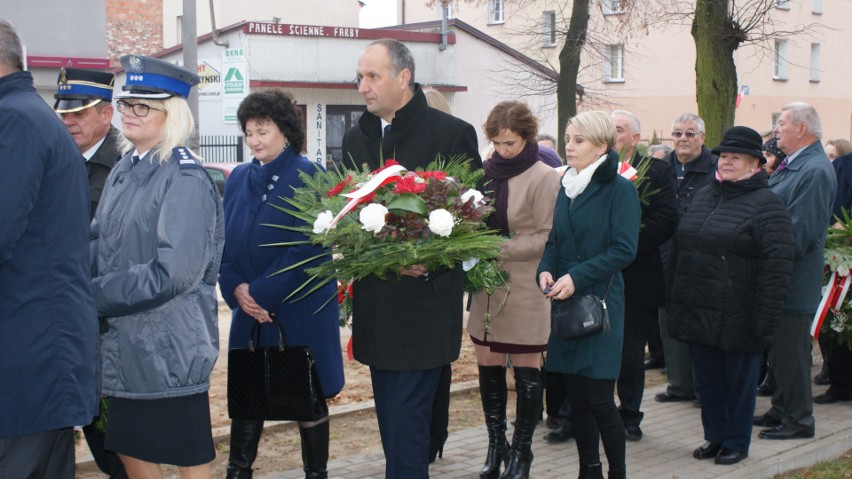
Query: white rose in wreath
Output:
[[428, 209, 455, 237], [359, 203, 389, 234], [313, 210, 335, 234], [460, 188, 485, 206]]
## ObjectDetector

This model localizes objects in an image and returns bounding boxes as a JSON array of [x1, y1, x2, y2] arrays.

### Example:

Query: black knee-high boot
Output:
[[479, 365, 509, 479], [226, 419, 264, 479], [501, 367, 542, 479], [299, 421, 329, 479]]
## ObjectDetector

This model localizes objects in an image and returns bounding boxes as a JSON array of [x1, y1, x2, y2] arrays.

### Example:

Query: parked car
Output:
[[203, 163, 240, 197]]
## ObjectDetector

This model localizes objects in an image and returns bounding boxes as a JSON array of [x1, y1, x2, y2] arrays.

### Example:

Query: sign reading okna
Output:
[[222, 48, 248, 123]]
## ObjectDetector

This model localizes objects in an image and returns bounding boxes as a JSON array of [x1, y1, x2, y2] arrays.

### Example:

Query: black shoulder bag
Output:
[[549, 202, 614, 340]]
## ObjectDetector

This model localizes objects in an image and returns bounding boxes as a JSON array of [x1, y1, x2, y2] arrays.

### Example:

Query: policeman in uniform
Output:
[[54, 68, 122, 219]]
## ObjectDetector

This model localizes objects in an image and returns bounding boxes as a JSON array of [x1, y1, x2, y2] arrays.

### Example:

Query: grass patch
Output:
[[775, 450, 852, 478]]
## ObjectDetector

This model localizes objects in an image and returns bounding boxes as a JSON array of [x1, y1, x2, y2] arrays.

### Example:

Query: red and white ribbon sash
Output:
[[618, 161, 638, 181], [328, 164, 407, 230], [812, 270, 852, 339]]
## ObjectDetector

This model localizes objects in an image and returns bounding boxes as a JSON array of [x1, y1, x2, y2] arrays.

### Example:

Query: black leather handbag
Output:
[[550, 276, 613, 340], [548, 201, 615, 341], [227, 316, 328, 422]]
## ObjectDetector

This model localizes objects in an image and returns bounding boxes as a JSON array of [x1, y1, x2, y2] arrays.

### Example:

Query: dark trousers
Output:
[[690, 343, 760, 454], [429, 364, 452, 452], [659, 308, 696, 398], [545, 369, 569, 422], [83, 423, 128, 478], [0, 428, 74, 479], [827, 341, 852, 395], [767, 313, 815, 431], [617, 302, 652, 426], [370, 366, 443, 479], [564, 374, 625, 474], [646, 308, 665, 361]]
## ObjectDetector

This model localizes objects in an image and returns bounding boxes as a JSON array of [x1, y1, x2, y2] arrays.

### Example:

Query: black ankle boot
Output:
[[578, 463, 603, 479], [226, 419, 264, 479], [479, 365, 509, 479], [299, 421, 329, 479], [500, 367, 542, 479]]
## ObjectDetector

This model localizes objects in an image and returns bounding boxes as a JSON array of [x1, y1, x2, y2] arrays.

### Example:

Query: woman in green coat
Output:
[[537, 111, 640, 479]]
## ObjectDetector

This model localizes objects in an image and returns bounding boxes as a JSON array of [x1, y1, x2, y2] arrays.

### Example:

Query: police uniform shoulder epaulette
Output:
[[172, 147, 201, 170]]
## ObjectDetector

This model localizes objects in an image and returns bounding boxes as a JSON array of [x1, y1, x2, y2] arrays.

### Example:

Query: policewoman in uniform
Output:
[[53, 67, 122, 220], [91, 55, 224, 478]]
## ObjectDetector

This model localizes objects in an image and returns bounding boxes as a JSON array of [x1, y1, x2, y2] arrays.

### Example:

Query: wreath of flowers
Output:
[[264, 156, 508, 329], [821, 208, 852, 349]]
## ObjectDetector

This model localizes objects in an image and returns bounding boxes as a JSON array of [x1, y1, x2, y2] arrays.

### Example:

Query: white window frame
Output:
[[812, 0, 823, 14], [775, 0, 791, 10], [176, 15, 183, 43], [488, 0, 505, 25], [542, 11, 557, 48], [773, 40, 789, 80], [810, 43, 821, 82], [602, 0, 623, 15], [604, 44, 624, 82]]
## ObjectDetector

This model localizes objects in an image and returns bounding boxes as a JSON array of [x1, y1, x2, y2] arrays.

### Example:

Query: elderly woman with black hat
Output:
[[667, 126, 795, 466], [91, 54, 223, 477]]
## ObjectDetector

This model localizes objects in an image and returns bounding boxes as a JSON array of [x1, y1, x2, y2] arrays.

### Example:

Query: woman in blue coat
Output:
[[218, 90, 344, 479], [537, 111, 640, 479]]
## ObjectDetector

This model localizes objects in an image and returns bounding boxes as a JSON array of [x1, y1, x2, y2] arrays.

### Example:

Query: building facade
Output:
[[402, 0, 852, 143], [124, 19, 559, 167]]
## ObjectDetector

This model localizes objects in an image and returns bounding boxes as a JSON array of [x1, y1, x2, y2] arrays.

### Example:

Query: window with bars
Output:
[[542, 11, 556, 48], [604, 44, 624, 82]]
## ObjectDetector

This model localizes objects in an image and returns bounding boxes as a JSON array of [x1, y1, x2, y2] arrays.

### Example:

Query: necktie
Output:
[[774, 157, 790, 174], [132, 155, 141, 166], [383, 124, 391, 137]]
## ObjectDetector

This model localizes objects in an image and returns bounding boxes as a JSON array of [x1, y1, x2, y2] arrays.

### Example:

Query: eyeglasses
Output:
[[671, 130, 700, 139], [116, 100, 163, 117]]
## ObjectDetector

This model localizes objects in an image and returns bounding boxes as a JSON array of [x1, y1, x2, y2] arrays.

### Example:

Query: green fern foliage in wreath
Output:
[[261, 156, 509, 330]]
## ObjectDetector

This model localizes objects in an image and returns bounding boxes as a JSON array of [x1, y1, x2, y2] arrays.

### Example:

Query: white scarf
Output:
[[562, 154, 608, 199]]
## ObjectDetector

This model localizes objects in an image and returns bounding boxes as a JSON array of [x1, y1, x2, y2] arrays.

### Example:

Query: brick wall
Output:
[[106, 0, 163, 66]]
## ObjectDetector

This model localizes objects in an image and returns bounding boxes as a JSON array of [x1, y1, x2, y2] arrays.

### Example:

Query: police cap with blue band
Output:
[[117, 54, 200, 100], [54, 68, 115, 114]]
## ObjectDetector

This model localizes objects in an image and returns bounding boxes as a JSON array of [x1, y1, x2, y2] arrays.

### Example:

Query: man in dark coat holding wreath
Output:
[[342, 38, 481, 479], [611, 110, 678, 442]]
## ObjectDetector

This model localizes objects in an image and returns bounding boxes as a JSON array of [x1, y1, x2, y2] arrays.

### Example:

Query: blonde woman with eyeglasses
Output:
[[91, 55, 223, 478]]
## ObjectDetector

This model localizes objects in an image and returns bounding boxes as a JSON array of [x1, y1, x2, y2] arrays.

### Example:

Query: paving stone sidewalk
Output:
[[263, 378, 852, 479]]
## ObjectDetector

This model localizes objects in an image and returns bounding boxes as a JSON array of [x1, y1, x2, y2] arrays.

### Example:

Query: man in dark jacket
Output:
[[754, 102, 836, 439], [342, 38, 481, 478], [53, 69, 126, 478], [612, 110, 678, 441], [658, 113, 718, 404], [0, 20, 99, 477], [54, 67, 121, 219]]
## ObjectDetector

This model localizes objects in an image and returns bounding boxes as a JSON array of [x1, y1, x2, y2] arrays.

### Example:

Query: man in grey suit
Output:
[[754, 102, 836, 440]]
